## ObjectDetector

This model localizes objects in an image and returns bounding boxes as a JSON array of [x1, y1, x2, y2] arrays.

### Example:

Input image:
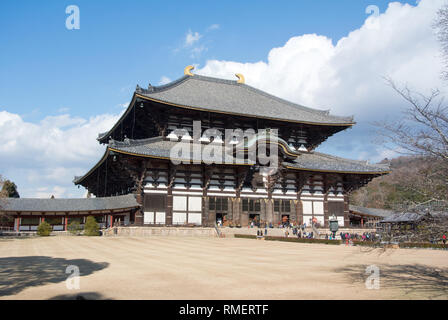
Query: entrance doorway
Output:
[[249, 214, 260, 227], [281, 214, 290, 226], [216, 213, 224, 226], [209, 197, 229, 226]]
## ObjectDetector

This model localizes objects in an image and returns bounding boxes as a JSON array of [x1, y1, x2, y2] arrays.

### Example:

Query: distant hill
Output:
[[350, 156, 448, 209]]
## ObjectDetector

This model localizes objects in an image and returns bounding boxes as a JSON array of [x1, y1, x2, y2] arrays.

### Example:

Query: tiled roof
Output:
[[137, 75, 355, 125], [287, 153, 390, 173], [105, 137, 389, 174], [349, 205, 394, 218], [380, 211, 448, 223], [0, 194, 139, 213]]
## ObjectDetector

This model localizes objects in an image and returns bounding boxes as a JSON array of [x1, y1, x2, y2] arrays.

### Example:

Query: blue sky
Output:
[[0, 0, 445, 198], [0, 0, 416, 119]]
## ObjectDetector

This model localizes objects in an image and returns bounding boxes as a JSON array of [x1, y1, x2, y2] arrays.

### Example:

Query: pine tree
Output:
[[37, 221, 52, 236], [84, 216, 100, 236], [1, 180, 20, 198]]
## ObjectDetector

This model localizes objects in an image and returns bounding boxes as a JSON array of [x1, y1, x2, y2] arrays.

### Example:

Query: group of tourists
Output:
[[338, 232, 378, 242], [254, 222, 315, 239]]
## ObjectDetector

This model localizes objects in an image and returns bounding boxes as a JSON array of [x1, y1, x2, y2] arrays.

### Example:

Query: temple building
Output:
[[1, 67, 389, 231], [74, 66, 389, 228]]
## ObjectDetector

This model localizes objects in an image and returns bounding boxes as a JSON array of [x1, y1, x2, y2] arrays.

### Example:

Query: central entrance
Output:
[[242, 199, 262, 227], [209, 197, 229, 226], [249, 214, 260, 227]]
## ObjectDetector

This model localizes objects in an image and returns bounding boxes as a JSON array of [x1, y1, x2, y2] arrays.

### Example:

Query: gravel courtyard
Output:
[[0, 236, 447, 300]]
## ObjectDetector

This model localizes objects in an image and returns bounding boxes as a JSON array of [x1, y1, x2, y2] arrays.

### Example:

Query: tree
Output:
[[1, 180, 20, 198], [351, 156, 448, 209], [84, 216, 100, 236], [37, 221, 52, 236], [374, 79, 448, 202], [0, 175, 14, 228], [67, 220, 83, 235]]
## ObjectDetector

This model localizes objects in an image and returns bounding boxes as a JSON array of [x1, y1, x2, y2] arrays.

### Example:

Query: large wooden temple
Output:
[[72, 66, 389, 228]]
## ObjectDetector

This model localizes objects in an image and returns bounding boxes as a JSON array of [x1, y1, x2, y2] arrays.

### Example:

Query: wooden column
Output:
[[203, 196, 210, 226], [227, 197, 233, 222], [267, 199, 277, 225], [134, 194, 144, 226], [15, 216, 20, 232], [343, 194, 350, 228], [296, 195, 303, 225], [64, 213, 68, 231], [233, 197, 241, 225], [133, 161, 147, 226], [166, 187, 173, 226]]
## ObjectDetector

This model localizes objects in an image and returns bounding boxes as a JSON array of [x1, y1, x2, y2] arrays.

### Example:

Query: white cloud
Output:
[[176, 28, 212, 58], [185, 29, 202, 47], [197, 0, 446, 162], [159, 76, 172, 85], [0, 110, 123, 198], [190, 45, 208, 58], [207, 24, 220, 31]]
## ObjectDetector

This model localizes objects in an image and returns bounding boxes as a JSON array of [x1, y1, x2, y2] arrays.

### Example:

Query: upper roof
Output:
[[135, 74, 355, 126], [0, 194, 139, 213]]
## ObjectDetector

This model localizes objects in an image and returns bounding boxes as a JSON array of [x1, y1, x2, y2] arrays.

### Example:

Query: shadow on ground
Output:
[[48, 292, 112, 300], [0, 256, 109, 296], [336, 264, 448, 299]]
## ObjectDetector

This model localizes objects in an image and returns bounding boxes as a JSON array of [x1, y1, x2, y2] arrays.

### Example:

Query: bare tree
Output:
[[378, 78, 448, 162]]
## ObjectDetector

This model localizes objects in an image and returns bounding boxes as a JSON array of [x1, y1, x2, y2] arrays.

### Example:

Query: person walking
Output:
[[443, 234, 447, 244]]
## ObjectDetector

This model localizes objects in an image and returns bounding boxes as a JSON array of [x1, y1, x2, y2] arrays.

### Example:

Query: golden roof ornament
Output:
[[235, 73, 245, 84], [184, 65, 195, 76]]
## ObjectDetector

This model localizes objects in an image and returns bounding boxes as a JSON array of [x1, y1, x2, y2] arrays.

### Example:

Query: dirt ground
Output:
[[0, 236, 447, 300]]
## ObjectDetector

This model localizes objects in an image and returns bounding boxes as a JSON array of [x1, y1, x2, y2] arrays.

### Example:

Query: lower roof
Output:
[[74, 137, 389, 185], [0, 194, 139, 213], [380, 211, 448, 223], [349, 205, 394, 218], [110, 137, 389, 173]]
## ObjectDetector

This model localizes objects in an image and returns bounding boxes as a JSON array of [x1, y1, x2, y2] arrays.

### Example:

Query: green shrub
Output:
[[84, 216, 100, 236], [67, 220, 83, 236], [234, 234, 342, 244], [234, 234, 257, 239], [265, 236, 342, 245], [37, 221, 52, 236]]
